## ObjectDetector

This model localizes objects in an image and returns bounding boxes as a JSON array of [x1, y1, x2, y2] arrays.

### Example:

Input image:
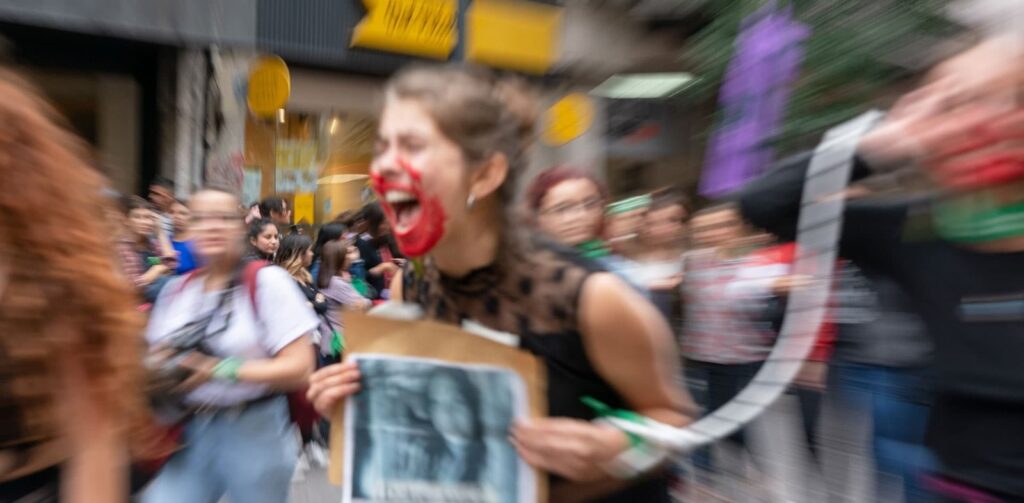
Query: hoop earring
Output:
[[466, 193, 476, 210]]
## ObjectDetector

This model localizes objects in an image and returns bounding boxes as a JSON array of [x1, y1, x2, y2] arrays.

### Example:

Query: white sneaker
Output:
[[307, 444, 330, 468], [292, 453, 310, 482]]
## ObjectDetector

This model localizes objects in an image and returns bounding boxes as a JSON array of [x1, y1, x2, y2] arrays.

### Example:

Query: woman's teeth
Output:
[[385, 190, 417, 204]]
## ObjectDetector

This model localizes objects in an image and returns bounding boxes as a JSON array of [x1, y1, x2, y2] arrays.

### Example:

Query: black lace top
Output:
[[401, 241, 669, 502]]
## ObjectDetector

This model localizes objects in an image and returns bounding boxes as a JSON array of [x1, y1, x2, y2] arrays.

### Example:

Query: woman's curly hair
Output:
[[0, 69, 152, 460]]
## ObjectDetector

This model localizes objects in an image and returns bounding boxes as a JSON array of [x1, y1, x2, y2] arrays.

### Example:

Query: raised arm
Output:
[[739, 148, 909, 275]]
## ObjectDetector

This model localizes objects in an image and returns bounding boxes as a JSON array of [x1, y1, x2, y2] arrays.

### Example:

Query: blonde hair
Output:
[[274, 234, 314, 285]]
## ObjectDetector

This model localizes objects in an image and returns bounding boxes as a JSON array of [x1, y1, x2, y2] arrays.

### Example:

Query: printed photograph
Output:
[[343, 355, 533, 503]]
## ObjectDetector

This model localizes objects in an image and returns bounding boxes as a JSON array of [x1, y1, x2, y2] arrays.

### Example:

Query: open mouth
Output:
[[385, 190, 422, 233]]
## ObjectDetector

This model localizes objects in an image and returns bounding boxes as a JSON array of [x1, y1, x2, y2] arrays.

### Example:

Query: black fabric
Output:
[[402, 240, 670, 502], [355, 235, 402, 298], [740, 153, 1024, 496], [0, 465, 59, 502], [832, 262, 933, 367], [295, 280, 329, 317]]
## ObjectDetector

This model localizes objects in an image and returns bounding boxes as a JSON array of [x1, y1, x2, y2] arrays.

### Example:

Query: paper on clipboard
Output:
[[329, 312, 547, 503]]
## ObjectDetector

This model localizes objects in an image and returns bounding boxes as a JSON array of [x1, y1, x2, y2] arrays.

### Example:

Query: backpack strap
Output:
[[166, 260, 269, 310], [241, 260, 271, 318]]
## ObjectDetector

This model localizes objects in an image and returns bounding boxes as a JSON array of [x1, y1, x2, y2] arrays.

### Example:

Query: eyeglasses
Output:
[[190, 213, 242, 225], [539, 197, 604, 217]]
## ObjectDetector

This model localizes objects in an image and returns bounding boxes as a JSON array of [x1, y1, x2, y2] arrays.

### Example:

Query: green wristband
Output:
[[212, 357, 243, 382], [581, 396, 646, 447]]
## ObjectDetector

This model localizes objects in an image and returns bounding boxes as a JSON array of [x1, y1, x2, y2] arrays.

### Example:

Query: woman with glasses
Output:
[[527, 166, 609, 255], [526, 166, 644, 290], [143, 188, 317, 503]]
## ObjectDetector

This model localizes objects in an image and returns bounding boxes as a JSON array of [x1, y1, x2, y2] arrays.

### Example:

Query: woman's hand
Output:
[[139, 264, 170, 285], [511, 418, 631, 482], [175, 352, 218, 392], [370, 261, 400, 277], [307, 361, 362, 417]]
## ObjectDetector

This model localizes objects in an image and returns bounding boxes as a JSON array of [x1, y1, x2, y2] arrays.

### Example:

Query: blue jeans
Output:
[[831, 363, 934, 503], [142, 397, 298, 503], [684, 360, 762, 473]]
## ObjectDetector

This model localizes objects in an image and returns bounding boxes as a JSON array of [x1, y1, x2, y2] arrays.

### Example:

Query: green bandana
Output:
[[607, 195, 651, 216], [933, 193, 1024, 243], [577, 239, 610, 259]]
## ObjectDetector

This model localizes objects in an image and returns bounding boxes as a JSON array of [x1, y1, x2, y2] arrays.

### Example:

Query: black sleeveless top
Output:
[[402, 241, 670, 502]]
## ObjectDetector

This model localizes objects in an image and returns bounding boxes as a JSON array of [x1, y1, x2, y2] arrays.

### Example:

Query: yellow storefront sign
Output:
[[248, 56, 290, 118], [294, 193, 316, 226], [542, 93, 593, 146], [351, 0, 458, 60], [467, 0, 561, 74]]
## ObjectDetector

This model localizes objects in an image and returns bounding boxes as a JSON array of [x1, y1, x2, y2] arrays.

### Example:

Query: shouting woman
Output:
[[308, 65, 693, 502]]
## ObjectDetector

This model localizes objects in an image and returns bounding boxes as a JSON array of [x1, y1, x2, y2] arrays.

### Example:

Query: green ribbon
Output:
[[329, 330, 346, 357], [352, 277, 372, 298], [582, 396, 645, 447], [577, 240, 611, 259], [933, 193, 1024, 244]]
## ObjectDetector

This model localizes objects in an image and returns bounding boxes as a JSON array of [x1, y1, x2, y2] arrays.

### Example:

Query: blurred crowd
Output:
[[1, 22, 1023, 503]]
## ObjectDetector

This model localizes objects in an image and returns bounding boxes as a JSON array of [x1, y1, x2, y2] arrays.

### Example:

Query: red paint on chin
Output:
[[371, 159, 447, 257]]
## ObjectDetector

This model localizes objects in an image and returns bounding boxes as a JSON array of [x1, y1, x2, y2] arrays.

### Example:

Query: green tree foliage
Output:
[[686, 0, 960, 152]]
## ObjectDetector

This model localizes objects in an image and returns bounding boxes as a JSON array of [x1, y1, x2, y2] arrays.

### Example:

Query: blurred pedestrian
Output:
[[605, 195, 650, 260], [124, 197, 174, 301], [274, 234, 327, 334], [526, 166, 644, 286], [247, 218, 280, 261], [617, 188, 690, 321], [741, 35, 1024, 502], [823, 258, 933, 502], [143, 188, 317, 503], [259, 196, 291, 228], [169, 198, 199, 275], [311, 221, 347, 280], [354, 202, 403, 300], [0, 67, 151, 502], [631, 188, 689, 288], [680, 205, 773, 484], [315, 240, 371, 364], [148, 176, 176, 238], [528, 166, 608, 254]]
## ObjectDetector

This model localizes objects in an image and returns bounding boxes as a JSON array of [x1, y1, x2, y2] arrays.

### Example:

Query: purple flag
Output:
[[699, 6, 809, 198]]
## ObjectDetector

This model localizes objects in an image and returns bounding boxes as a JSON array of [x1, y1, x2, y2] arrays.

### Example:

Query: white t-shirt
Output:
[[146, 265, 319, 406]]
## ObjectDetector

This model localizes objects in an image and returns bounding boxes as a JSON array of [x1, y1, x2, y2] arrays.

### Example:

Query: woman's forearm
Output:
[[236, 340, 314, 390]]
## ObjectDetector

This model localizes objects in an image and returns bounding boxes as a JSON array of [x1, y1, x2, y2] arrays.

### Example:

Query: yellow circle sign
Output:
[[542, 93, 594, 146], [248, 56, 291, 118]]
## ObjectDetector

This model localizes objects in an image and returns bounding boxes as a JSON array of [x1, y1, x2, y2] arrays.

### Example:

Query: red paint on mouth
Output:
[[371, 158, 446, 257]]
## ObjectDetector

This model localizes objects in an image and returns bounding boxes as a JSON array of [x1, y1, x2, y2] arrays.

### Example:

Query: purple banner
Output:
[[699, 6, 808, 198]]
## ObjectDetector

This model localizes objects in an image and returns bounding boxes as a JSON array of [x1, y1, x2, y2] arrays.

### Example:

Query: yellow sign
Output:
[[294, 192, 315, 225], [351, 0, 457, 60], [467, 0, 561, 74], [248, 56, 290, 117], [542, 93, 593, 146]]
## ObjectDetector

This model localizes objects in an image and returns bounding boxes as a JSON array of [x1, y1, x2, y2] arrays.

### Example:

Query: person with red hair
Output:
[[526, 165, 610, 257], [526, 166, 647, 293], [0, 69, 153, 501]]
